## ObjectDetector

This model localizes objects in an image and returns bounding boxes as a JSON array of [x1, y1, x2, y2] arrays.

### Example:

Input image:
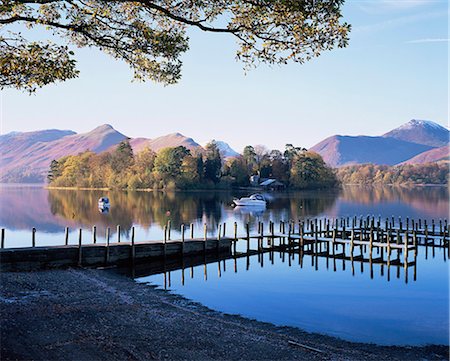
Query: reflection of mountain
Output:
[[333, 186, 449, 219]]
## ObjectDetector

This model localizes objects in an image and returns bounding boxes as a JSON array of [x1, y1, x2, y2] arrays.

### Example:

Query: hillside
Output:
[[311, 119, 448, 167], [401, 145, 449, 165], [130, 133, 201, 154], [0, 125, 127, 183], [310, 135, 433, 167], [201, 140, 239, 158], [383, 119, 449, 147]]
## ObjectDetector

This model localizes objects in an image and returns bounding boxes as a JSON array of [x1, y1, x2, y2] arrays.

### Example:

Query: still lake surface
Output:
[[1, 185, 448, 345]]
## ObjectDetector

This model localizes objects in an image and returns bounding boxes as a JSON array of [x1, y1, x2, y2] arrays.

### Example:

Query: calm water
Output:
[[1, 185, 448, 345]]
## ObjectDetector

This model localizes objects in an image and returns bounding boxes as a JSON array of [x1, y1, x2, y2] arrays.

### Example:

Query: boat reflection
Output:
[[233, 205, 266, 217]]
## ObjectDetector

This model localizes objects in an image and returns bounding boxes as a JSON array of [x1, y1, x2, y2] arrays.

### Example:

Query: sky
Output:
[[1, 0, 448, 152]]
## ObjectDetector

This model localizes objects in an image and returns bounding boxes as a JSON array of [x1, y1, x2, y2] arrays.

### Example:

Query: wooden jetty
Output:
[[1, 216, 448, 273]]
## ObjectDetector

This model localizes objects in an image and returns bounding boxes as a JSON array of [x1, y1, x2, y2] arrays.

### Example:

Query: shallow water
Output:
[[1, 184, 448, 345]]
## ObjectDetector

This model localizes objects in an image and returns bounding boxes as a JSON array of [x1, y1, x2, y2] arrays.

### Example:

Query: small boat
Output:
[[98, 197, 110, 209], [233, 194, 266, 207]]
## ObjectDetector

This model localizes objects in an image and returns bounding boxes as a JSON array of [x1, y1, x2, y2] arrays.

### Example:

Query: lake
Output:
[[0, 185, 448, 345]]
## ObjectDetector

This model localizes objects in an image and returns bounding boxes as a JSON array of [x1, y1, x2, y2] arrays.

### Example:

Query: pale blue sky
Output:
[[1, 0, 448, 152]]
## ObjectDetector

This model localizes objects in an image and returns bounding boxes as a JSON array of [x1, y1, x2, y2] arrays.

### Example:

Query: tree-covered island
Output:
[[47, 140, 339, 190]]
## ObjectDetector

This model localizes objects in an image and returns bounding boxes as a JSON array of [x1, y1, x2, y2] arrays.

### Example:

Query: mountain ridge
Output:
[[1, 119, 448, 182]]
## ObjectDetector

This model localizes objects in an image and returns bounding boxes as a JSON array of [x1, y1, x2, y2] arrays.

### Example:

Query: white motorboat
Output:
[[98, 197, 110, 209], [233, 194, 266, 207]]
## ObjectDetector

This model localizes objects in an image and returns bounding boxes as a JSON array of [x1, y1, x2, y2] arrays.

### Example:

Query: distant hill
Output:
[[401, 145, 450, 165], [1, 126, 202, 183], [0, 125, 127, 183], [310, 135, 433, 167], [311, 119, 448, 167], [130, 133, 201, 154], [201, 140, 239, 158], [383, 119, 449, 147]]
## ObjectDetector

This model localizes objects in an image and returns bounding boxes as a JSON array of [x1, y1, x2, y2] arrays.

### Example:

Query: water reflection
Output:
[[0, 185, 448, 248]]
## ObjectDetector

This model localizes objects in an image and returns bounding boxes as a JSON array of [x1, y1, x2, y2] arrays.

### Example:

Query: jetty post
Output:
[[78, 228, 82, 266], [131, 226, 135, 262], [32, 227, 36, 247], [181, 224, 185, 255], [105, 227, 110, 264]]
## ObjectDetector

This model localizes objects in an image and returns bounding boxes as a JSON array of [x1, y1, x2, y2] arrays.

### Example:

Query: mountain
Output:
[[311, 119, 448, 167], [310, 135, 434, 167], [383, 119, 449, 147], [130, 133, 201, 154], [0, 124, 127, 183], [401, 145, 450, 165], [201, 140, 239, 158]]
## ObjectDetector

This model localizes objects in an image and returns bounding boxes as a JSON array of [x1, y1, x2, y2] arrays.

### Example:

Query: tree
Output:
[[227, 156, 250, 186], [290, 151, 337, 189], [204, 141, 222, 183], [153, 146, 190, 187], [111, 140, 134, 173], [132, 147, 156, 188], [47, 159, 61, 183], [243, 145, 257, 173], [1, 1, 350, 92]]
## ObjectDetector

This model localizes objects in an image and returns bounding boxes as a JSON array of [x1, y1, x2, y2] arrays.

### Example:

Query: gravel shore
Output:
[[1, 268, 448, 361]]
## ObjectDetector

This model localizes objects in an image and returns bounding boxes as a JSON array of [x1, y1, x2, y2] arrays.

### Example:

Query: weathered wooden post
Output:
[[78, 228, 82, 266], [105, 227, 110, 264], [1, 228, 4, 249], [131, 226, 135, 262], [432, 219, 435, 235], [117, 225, 121, 243], [233, 222, 238, 255], [350, 229, 355, 255], [246, 223, 250, 253], [168, 220, 171, 240], [223, 222, 226, 238], [369, 227, 374, 260], [32, 227, 36, 247], [204, 223, 208, 252], [163, 225, 168, 256], [259, 223, 264, 251], [65, 227, 69, 245], [181, 224, 185, 255], [218, 224, 222, 252], [92, 225, 97, 244], [413, 229, 417, 259], [190, 223, 194, 239], [404, 230, 409, 262]]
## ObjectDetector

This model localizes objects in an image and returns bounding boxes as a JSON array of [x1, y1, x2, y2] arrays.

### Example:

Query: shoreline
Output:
[[1, 268, 448, 361]]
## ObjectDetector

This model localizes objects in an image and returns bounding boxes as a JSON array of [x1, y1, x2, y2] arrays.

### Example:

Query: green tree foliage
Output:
[[225, 156, 250, 187], [1, 1, 350, 92], [47, 159, 61, 183], [243, 145, 257, 174], [204, 141, 222, 184], [337, 163, 449, 185], [290, 151, 338, 189], [153, 146, 190, 188]]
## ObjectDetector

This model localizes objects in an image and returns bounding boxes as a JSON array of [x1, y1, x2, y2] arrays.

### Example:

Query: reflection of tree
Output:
[[47, 189, 229, 234], [341, 185, 449, 216], [270, 190, 340, 219]]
